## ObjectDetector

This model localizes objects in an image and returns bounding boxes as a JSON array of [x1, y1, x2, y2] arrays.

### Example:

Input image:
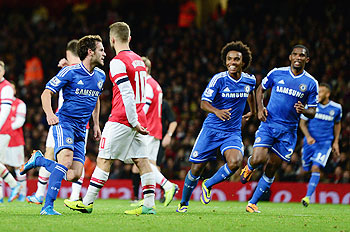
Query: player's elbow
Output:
[[200, 100, 208, 110]]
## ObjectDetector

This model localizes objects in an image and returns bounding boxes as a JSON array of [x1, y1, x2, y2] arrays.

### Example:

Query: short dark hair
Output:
[[319, 82, 331, 92], [77, 35, 102, 60], [291, 44, 309, 57], [66, 39, 79, 56], [221, 41, 252, 71]]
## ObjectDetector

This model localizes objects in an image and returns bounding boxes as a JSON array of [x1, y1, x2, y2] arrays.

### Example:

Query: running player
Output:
[[20, 35, 106, 215], [176, 41, 256, 213], [300, 83, 342, 207], [240, 45, 319, 213], [26, 39, 88, 204], [64, 22, 156, 215], [0, 60, 22, 203]]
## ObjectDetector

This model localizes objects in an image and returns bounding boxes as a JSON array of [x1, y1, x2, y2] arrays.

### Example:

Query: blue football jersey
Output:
[[201, 71, 256, 132], [261, 66, 318, 130], [301, 100, 342, 141], [46, 63, 106, 125]]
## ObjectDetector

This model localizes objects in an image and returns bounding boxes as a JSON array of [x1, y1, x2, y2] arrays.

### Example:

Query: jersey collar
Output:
[[288, 67, 305, 79], [80, 63, 95, 76], [319, 101, 330, 108], [226, 71, 242, 83]]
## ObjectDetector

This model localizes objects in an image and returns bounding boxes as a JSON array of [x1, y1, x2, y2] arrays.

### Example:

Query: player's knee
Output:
[[226, 157, 242, 170]]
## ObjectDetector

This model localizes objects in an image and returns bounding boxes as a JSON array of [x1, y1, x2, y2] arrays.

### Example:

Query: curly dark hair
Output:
[[77, 35, 102, 61], [221, 41, 252, 71]]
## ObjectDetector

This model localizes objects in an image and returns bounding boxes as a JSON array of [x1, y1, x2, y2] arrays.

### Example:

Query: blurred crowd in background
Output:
[[0, 0, 349, 183]]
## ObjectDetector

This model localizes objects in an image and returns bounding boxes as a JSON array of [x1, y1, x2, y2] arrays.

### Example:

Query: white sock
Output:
[[0, 178, 3, 199], [15, 169, 27, 196], [70, 169, 85, 201], [140, 172, 155, 208], [83, 166, 109, 206], [0, 163, 17, 188], [150, 163, 172, 191], [35, 167, 50, 198]]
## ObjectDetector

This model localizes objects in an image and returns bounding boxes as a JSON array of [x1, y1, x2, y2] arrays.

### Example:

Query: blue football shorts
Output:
[[253, 122, 297, 162], [189, 126, 244, 163], [302, 139, 332, 171], [52, 116, 86, 164]]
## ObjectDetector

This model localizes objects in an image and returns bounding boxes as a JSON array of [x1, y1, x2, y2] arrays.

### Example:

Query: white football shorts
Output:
[[4, 145, 24, 167], [98, 121, 147, 163], [144, 135, 160, 161], [0, 134, 11, 163]]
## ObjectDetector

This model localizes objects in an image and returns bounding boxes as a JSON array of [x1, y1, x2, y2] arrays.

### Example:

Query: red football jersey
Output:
[[8, 98, 26, 147], [108, 50, 147, 128], [0, 79, 14, 134], [144, 75, 162, 139]]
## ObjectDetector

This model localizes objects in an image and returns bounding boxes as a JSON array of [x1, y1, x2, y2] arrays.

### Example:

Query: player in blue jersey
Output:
[[176, 41, 256, 213], [20, 35, 106, 215], [239, 45, 319, 213], [299, 83, 342, 207]]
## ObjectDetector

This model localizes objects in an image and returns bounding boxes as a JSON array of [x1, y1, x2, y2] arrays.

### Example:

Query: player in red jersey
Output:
[[130, 57, 178, 207], [3, 82, 27, 201], [64, 22, 156, 215], [0, 61, 22, 203]]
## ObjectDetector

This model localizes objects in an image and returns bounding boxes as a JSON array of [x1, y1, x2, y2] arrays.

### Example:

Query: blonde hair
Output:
[[109, 22, 130, 43], [141, 57, 151, 74]]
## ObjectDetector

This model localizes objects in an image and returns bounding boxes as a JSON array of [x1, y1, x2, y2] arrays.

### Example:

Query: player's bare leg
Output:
[[240, 147, 269, 184], [201, 149, 242, 205]]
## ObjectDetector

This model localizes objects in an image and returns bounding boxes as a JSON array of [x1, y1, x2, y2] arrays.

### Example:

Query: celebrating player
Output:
[[0, 60, 22, 203], [130, 57, 178, 207], [64, 22, 157, 215], [299, 83, 342, 207], [20, 35, 106, 215], [176, 41, 256, 213], [240, 45, 319, 213], [26, 39, 89, 204]]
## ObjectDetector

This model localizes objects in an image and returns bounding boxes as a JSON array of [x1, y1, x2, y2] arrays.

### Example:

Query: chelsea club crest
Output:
[[299, 84, 307, 92], [97, 80, 103, 89], [244, 85, 250, 93]]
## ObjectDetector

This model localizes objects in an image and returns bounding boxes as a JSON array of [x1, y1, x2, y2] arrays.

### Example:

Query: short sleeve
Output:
[[261, 68, 276, 90], [335, 105, 342, 122], [306, 80, 319, 107], [46, 67, 72, 93], [201, 75, 222, 103]]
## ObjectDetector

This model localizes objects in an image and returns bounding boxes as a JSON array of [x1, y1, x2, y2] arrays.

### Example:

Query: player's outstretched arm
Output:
[[299, 119, 315, 144], [41, 89, 59, 125], [92, 97, 101, 141], [243, 90, 256, 121], [256, 84, 268, 122], [332, 122, 341, 156], [295, 102, 316, 119], [200, 100, 231, 121]]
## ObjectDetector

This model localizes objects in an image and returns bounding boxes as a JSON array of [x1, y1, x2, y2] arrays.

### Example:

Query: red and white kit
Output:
[[143, 75, 163, 161], [5, 98, 26, 167], [0, 79, 14, 162], [99, 50, 148, 163]]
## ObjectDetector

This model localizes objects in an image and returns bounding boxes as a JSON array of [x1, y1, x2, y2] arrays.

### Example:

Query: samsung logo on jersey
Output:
[[276, 86, 304, 98], [75, 88, 100, 96], [315, 113, 334, 121], [222, 92, 249, 98]]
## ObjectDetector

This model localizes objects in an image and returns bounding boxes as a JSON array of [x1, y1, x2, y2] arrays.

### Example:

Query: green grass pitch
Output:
[[1, 199, 349, 232]]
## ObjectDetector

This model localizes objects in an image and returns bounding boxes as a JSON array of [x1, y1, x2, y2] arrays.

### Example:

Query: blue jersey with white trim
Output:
[[201, 71, 256, 132], [262, 66, 318, 130], [46, 63, 106, 125], [301, 101, 342, 141]]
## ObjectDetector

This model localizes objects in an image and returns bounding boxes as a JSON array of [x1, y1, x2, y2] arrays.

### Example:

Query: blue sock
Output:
[[249, 173, 274, 205], [181, 170, 200, 206], [247, 156, 254, 171], [43, 163, 67, 209], [205, 163, 235, 188], [35, 156, 57, 173], [306, 172, 320, 197]]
